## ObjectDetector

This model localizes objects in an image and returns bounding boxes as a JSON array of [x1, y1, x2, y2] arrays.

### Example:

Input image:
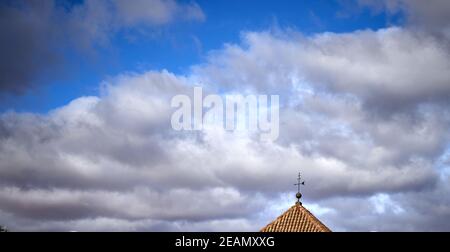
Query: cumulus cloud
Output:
[[2, 25, 450, 230], [0, 0, 205, 94], [195, 28, 450, 114]]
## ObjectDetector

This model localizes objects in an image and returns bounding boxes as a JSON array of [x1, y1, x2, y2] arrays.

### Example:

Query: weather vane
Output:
[[294, 172, 305, 204]]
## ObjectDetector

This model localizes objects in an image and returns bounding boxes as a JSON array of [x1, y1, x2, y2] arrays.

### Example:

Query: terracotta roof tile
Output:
[[260, 202, 331, 232]]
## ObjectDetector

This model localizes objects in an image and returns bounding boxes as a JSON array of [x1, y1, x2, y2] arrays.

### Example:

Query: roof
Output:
[[260, 202, 331, 232]]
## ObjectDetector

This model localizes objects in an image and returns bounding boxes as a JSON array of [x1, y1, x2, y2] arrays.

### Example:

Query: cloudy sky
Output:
[[1, 0, 450, 231]]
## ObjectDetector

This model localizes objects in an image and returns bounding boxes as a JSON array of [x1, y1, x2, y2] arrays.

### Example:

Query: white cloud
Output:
[[2, 23, 450, 230], [195, 27, 450, 113]]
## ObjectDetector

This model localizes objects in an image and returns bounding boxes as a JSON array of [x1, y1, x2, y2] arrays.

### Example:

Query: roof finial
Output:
[[294, 172, 305, 205]]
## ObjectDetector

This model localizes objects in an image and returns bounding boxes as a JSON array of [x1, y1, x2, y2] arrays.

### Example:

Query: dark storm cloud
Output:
[[0, 0, 205, 94], [357, 0, 450, 38], [0, 1, 62, 94]]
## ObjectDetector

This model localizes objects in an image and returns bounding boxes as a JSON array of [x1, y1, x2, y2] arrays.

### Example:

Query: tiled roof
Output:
[[260, 202, 331, 232]]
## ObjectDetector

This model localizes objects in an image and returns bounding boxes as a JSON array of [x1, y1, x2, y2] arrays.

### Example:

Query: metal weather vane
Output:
[[294, 172, 305, 204]]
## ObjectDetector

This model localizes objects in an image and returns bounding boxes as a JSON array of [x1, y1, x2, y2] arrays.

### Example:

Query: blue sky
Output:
[[1, 0, 403, 113]]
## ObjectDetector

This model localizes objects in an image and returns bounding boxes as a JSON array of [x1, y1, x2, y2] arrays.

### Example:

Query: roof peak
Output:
[[260, 202, 331, 232]]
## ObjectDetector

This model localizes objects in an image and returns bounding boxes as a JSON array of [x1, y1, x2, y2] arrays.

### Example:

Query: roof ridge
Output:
[[259, 204, 298, 232], [295, 203, 331, 232]]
